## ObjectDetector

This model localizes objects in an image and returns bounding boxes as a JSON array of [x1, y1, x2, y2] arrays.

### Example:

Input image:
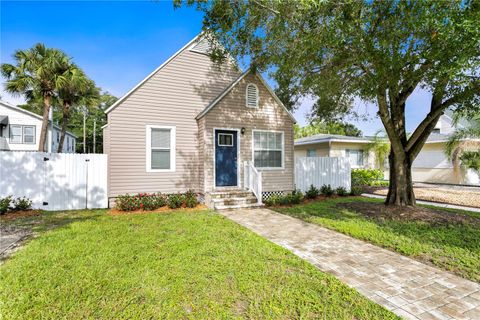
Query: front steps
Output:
[[206, 189, 263, 210]]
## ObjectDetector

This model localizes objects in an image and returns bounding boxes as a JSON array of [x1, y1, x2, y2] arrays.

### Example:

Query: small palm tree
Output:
[[56, 65, 99, 152], [365, 130, 390, 170], [445, 115, 480, 178], [1, 44, 70, 151]]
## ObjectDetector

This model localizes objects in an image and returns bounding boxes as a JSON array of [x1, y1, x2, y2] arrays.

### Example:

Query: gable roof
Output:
[[195, 68, 296, 122], [104, 34, 201, 114], [0, 101, 78, 138]]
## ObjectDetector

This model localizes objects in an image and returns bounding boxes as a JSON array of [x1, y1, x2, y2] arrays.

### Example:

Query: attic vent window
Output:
[[246, 83, 259, 108]]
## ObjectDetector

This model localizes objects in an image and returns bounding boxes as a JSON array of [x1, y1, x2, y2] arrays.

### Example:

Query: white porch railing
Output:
[[244, 161, 262, 204]]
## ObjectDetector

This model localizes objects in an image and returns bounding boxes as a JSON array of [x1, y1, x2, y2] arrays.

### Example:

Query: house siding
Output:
[[202, 72, 295, 193], [105, 45, 240, 197], [294, 143, 330, 158]]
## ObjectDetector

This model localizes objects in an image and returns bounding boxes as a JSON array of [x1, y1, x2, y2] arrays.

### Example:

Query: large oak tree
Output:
[[177, 0, 480, 206]]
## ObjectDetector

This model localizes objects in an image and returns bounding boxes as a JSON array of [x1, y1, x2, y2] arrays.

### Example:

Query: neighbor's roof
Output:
[[295, 133, 372, 146], [195, 68, 296, 122], [294, 132, 478, 146], [0, 101, 78, 138]]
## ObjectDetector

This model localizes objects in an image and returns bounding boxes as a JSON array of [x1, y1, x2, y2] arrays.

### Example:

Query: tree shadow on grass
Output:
[[2, 209, 106, 239]]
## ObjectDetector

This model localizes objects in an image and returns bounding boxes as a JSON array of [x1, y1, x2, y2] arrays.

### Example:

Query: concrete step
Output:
[[212, 196, 258, 206], [209, 190, 254, 199], [214, 202, 264, 210]]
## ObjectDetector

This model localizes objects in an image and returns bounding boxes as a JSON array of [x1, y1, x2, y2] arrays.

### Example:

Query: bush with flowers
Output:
[[115, 190, 198, 211]]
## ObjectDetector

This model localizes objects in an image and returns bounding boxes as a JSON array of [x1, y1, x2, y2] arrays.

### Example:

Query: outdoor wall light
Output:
[[241, 127, 246, 135]]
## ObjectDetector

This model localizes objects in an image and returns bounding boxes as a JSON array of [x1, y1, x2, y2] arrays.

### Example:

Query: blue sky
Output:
[[1, 1, 434, 135]]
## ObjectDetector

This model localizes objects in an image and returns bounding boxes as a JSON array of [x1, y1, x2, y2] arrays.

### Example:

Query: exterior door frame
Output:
[[213, 127, 241, 189]]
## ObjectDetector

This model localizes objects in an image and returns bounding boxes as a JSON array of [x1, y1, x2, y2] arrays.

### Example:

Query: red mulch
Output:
[[0, 210, 43, 221], [109, 204, 209, 216], [337, 202, 479, 225]]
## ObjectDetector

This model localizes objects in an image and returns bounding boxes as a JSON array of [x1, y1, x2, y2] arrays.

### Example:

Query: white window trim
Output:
[[146, 125, 176, 173], [217, 133, 234, 147], [9, 124, 36, 144], [252, 129, 284, 170], [246, 83, 259, 108]]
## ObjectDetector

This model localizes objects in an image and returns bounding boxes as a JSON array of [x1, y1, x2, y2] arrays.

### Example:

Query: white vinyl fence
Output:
[[0, 151, 107, 211], [295, 157, 351, 192]]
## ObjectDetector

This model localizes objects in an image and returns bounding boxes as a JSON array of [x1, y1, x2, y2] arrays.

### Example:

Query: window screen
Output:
[[253, 131, 283, 168], [307, 149, 317, 157], [10, 125, 22, 143], [151, 128, 171, 169], [23, 126, 35, 144], [346, 149, 364, 167]]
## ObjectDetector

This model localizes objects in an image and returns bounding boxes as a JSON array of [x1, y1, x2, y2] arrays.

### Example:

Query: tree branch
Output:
[[250, 0, 279, 15]]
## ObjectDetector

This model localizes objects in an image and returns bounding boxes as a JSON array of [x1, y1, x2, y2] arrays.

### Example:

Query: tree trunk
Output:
[[57, 103, 70, 153], [38, 95, 51, 152], [385, 150, 415, 206]]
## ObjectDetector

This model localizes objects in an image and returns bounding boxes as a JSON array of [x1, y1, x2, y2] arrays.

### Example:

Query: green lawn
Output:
[[0, 209, 397, 319], [273, 197, 480, 282]]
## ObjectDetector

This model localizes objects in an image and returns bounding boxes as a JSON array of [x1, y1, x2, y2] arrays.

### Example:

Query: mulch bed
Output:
[[337, 202, 480, 225], [0, 210, 43, 221], [109, 204, 209, 216]]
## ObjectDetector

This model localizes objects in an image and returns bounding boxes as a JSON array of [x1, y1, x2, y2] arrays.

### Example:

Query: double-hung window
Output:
[[146, 125, 175, 172], [346, 149, 364, 168], [9, 125, 35, 144], [253, 130, 283, 169]]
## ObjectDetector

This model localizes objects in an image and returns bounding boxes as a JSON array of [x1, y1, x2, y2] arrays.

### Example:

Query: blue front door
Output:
[[215, 130, 238, 187]]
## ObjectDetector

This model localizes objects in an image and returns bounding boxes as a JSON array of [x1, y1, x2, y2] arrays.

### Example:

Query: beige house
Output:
[[294, 115, 480, 185], [103, 35, 296, 209]]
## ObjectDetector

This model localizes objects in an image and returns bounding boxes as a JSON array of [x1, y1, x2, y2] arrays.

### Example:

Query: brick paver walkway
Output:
[[219, 208, 480, 320]]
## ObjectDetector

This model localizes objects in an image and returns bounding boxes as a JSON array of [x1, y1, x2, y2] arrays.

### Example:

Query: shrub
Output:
[[351, 168, 384, 186], [264, 191, 303, 206], [12, 197, 33, 211], [369, 180, 389, 187], [350, 186, 363, 196], [0, 195, 12, 215], [115, 194, 141, 211], [336, 187, 349, 197], [167, 193, 184, 209], [184, 189, 198, 208], [305, 185, 320, 199], [320, 184, 334, 196], [139, 193, 166, 211], [289, 190, 304, 204], [264, 194, 282, 206]]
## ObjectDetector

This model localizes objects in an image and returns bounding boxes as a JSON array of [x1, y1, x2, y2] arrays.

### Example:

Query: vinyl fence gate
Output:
[[295, 157, 351, 193], [0, 151, 108, 211]]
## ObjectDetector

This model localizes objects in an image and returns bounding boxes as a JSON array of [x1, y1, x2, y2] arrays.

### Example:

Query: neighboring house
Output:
[[0, 101, 77, 153], [103, 35, 296, 209], [294, 114, 480, 185]]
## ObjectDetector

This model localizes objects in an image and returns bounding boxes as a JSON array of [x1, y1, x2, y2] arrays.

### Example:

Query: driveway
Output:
[[220, 208, 480, 320]]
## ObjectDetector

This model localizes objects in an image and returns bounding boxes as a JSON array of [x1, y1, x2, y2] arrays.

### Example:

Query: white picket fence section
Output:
[[295, 157, 351, 192], [0, 151, 107, 211]]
